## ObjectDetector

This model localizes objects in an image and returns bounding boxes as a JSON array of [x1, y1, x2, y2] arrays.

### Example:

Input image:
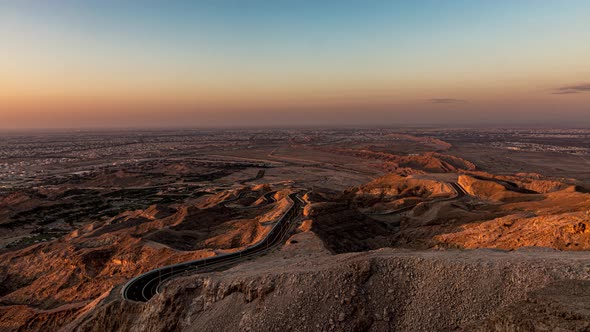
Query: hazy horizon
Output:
[[2, 1, 589, 129]]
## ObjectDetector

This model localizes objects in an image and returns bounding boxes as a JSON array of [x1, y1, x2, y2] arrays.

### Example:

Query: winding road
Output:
[[122, 192, 304, 302], [122, 182, 468, 302], [367, 182, 468, 216], [448, 181, 468, 198]]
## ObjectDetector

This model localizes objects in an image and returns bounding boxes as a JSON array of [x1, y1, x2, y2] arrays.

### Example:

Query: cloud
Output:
[[428, 98, 467, 104], [553, 83, 590, 95]]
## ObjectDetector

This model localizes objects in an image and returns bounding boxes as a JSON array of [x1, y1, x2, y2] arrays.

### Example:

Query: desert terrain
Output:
[[1, 128, 590, 331]]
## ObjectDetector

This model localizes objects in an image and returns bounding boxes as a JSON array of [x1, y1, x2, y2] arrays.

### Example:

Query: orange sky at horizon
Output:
[[1, 1, 589, 128]]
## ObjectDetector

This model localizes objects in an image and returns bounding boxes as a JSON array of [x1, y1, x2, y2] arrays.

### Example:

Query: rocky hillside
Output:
[[324, 148, 477, 174], [457, 174, 538, 202], [68, 244, 590, 332], [3, 170, 590, 331], [349, 174, 453, 212], [0, 187, 288, 331]]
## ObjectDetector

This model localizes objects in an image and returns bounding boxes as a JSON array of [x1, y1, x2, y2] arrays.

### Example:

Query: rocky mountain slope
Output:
[[3, 169, 590, 331], [0, 186, 290, 330], [68, 242, 590, 332]]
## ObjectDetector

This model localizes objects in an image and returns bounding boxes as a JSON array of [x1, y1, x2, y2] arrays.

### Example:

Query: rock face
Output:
[[70, 248, 590, 332], [435, 213, 590, 251], [433, 176, 590, 251], [457, 175, 526, 202], [0, 187, 288, 331], [353, 174, 453, 208]]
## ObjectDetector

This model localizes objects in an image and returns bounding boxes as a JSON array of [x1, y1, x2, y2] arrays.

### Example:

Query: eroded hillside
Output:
[[2, 129, 590, 331]]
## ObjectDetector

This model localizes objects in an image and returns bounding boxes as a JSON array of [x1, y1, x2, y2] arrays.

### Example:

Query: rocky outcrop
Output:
[[0, 188, 285, 331], [436, 212, 590, 250], [457, 175, 535, 202], [350, 174, 453, 211], [70, 248, 590, 332]]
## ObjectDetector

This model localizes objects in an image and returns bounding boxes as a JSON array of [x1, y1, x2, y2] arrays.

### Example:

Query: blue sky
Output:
[[1, 1, 589, 127]]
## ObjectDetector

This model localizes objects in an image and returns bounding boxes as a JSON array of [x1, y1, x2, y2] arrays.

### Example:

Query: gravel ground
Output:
[[69, 243, 590, 332]]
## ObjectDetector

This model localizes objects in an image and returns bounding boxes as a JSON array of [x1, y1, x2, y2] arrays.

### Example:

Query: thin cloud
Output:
[[428, 98, 467, 104], [553, 83, 590, 94]]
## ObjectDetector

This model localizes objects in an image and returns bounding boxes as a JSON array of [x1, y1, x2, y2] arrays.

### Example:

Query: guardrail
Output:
[[122, 193, 299, 302]]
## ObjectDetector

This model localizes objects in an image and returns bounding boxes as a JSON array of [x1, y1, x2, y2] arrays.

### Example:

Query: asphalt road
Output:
[[122, 192, 303, 302], [122, 183, 468, 302], [367, 182, 468, 216], [448, 182, 468, 198]]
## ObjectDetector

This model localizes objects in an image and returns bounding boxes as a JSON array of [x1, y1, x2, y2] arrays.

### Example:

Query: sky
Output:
[[1, 0, 589, 128]]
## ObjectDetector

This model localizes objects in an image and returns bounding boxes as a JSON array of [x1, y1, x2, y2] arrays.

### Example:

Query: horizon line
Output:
[[1, 123, 590, 133]]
